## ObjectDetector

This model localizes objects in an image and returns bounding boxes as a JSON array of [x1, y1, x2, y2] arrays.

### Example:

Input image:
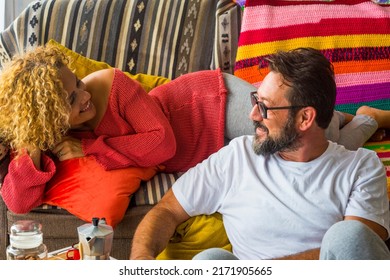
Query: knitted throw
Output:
[[234, 0, 390, 115], [364, 138, 390, 199], [234, 0, 390, 193]]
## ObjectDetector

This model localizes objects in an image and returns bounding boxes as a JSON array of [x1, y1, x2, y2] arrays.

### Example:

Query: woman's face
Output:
[[59, 66, 96, 128]]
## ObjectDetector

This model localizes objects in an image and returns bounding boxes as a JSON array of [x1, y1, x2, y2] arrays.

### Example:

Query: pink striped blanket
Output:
[[234, 0, 390, 115], [234, 0, 390, 195]]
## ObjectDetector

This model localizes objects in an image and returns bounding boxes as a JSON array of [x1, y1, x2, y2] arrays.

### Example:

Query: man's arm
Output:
[[130, 189, 191, 259], [344, 215, 388, 240]]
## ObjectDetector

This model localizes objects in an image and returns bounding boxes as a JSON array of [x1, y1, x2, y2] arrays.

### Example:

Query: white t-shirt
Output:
[[173, 136, 389, 259]]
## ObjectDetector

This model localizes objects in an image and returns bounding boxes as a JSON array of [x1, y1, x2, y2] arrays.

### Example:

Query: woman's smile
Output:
[[80, 100, 92, 113]]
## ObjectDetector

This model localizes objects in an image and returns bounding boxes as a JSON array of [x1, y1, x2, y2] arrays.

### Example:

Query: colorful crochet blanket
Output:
[[234, 0, 390, 115], [364, 136, 390, 199], [234, 0, 390, 195]]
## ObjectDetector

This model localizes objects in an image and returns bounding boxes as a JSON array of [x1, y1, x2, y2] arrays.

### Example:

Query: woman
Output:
[[0, 43, 233, 215], [0, 45, 178, 214]]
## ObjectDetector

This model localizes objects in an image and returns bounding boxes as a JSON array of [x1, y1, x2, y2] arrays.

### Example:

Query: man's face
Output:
[[250, 71, 302, 156]]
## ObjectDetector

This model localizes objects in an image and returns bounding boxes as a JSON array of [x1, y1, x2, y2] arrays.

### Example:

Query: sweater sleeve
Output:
[[0, 154, 56, 213], [82, 69, 176, 170]]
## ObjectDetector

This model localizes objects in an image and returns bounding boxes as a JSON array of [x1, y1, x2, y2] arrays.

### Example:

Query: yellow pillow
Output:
[[46, 39, 170, 92], [157, 213, 232, 260]]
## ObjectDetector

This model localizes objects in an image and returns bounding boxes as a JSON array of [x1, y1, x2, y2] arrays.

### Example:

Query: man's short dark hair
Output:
[[266, 48, 336, 129]]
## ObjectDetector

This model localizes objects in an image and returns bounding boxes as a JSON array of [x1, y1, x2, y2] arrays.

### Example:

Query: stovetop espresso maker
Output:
[[77, 217, 113, 260]]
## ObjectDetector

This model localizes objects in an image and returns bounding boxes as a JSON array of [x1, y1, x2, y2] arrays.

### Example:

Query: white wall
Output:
[[0, 0, 38, 31], [0, 0, 5, 32]]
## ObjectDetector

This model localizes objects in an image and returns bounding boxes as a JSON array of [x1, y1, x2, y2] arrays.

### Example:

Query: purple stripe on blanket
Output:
[[336, 81, 390, 105]]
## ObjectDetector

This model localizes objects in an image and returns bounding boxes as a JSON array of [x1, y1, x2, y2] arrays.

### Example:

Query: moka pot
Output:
[[77, 217, 113, 260]]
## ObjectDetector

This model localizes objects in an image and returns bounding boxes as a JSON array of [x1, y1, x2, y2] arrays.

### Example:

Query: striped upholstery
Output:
[[234, 0, 390, 115], [134, 172, 184, 205], [0, 0, 241, 79]]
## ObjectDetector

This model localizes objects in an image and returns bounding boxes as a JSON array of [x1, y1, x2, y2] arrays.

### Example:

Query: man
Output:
[[130, 48, 390, 260]]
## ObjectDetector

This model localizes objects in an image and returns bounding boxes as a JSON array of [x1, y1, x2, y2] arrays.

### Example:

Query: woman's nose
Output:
[[80, 89, 91, 102]]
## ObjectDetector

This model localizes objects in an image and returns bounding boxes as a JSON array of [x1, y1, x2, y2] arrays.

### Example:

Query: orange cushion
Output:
[[43, 156, 158, 227]]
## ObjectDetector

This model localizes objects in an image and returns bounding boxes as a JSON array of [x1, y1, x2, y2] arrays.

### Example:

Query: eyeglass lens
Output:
[[251, 93, 266, 118]]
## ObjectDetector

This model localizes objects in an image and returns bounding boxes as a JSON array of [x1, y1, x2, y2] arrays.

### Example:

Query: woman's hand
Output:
[[51, 136, 84, 161], [25, 146, 42, 170]]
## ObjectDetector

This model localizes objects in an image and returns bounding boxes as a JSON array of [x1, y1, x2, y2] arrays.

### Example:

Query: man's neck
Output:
[[278, 135, 329, 162]]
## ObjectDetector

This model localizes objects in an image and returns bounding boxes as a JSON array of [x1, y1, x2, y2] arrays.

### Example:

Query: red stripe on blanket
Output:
[[376, 151, 390, 159]]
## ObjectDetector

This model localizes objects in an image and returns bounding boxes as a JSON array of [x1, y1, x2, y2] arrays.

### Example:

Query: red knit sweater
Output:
[[149, 68, 227, 172], [1, 69, 226, 213]]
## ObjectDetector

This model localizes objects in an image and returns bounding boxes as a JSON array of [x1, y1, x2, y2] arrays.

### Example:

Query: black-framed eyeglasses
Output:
[[250, 91, 308, 119]]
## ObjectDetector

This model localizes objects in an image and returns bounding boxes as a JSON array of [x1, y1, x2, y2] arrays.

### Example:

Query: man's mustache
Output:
[[254, 121, 268, 134]]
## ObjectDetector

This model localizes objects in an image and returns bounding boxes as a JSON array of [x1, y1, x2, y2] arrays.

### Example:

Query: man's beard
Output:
[[252, 115, 302, 156]]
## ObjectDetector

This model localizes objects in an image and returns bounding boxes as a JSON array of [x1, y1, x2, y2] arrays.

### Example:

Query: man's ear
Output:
[[297, 107, 316, 131]]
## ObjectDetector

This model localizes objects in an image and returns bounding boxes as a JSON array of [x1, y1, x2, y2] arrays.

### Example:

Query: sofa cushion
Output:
[[234, 0, 390, 115], [47, 39, 170, 91], [157, 213, 231, 260], [43, 156, 159, 228], [29, 171, 181, 214], [133, 172, 183, 206]]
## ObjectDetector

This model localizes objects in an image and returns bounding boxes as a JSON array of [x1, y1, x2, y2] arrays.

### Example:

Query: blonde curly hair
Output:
[[0, 44, 72, 155]]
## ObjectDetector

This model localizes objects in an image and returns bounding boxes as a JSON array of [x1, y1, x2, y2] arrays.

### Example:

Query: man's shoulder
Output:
[[228, 135, 254, 145], [328, 142, 383, 166], [225, 135, 255, 152], [329, 141, 376, 155], [217, 135, 257, 162]]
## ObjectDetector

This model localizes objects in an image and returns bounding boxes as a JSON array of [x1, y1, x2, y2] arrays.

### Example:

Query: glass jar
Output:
[[6, 220, 48, 260]]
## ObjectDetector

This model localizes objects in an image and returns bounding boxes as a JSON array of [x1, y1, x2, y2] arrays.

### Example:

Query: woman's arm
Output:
[[0, 152, 56, 213]]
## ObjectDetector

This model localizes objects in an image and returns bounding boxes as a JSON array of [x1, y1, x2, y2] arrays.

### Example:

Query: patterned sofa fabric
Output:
[[0, 0, 241, 79]]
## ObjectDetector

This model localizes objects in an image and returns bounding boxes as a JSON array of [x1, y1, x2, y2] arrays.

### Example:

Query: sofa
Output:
[[0, 0, 242, 260], [1, 0, 390, 261]]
